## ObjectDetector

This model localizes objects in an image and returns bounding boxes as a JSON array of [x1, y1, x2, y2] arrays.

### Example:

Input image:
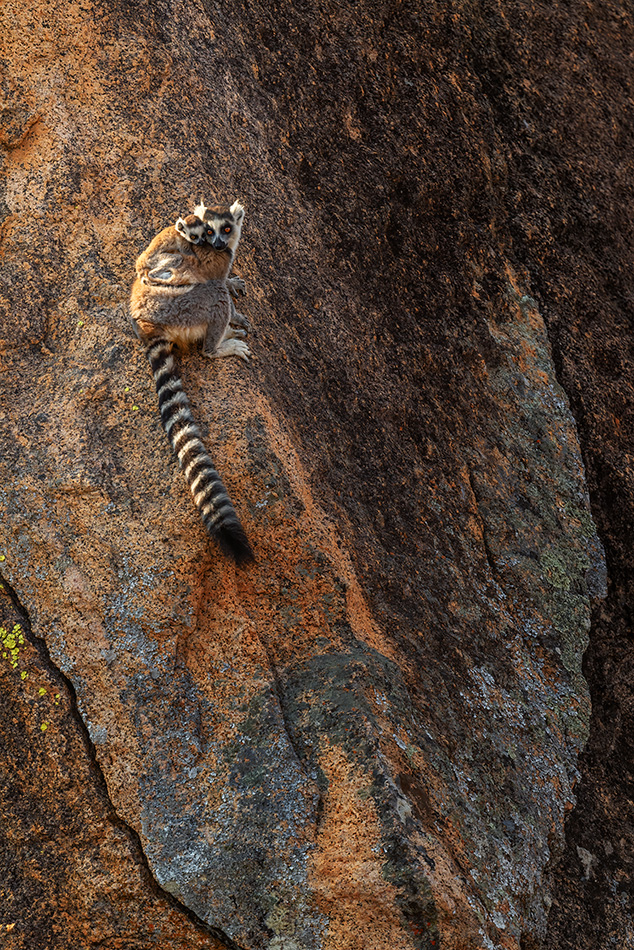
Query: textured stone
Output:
[[0, 1, 630, 948], [0, 582, 226, 949]]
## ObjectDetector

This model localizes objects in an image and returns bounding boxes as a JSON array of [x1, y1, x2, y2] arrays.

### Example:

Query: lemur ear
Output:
[[230, 200, 244, 223], [193, 202, 207, 219], [175, 217, 186, 234]]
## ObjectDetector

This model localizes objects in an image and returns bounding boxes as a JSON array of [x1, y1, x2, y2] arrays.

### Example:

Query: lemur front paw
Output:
[[227, 276, 247, 297], [230, 310, 253, 333]]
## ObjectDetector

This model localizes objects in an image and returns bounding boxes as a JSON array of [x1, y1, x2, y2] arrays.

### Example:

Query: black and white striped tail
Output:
[[146, 338, 254, 565]]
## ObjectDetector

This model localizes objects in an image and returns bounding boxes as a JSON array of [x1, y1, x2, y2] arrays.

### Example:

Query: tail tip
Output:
[[215, 524, 255, 567]]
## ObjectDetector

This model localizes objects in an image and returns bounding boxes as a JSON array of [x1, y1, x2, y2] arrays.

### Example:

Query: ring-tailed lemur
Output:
[[129, 202, 254, 564]]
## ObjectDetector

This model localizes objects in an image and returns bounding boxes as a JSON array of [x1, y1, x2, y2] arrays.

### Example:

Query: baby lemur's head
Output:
[[193, 200, 244, 256], [175, 214, 208, 245]]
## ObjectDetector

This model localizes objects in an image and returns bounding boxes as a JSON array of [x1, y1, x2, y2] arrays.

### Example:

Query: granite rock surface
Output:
[[0, 1, 631, 948]]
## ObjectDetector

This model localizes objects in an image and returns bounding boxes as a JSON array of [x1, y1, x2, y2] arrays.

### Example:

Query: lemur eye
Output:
[[206, 229, 213, 235], [223, 226, 231, 234]]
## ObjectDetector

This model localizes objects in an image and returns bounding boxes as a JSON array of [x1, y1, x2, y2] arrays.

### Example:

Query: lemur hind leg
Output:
[[200, 296, 250, 361]]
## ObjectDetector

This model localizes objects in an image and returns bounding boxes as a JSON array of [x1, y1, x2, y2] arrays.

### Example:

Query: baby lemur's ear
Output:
[[175, 217, 187, 235], [230, 200, 244, 223]]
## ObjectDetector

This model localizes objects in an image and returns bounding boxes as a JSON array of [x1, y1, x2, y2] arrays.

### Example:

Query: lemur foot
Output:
[[212, 338, 251, 362]]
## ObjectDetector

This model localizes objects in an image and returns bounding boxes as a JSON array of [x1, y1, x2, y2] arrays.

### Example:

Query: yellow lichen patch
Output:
[[0, 623, 24, 670], [0, 621, 60, 728], [309, 744, 416, 950]]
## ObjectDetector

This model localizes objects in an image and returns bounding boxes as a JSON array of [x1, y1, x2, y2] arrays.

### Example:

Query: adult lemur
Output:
[[130, 201, 254, 564]]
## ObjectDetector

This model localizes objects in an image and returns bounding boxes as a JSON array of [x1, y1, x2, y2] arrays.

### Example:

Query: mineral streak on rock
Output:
[[0, 0, 630, 948]]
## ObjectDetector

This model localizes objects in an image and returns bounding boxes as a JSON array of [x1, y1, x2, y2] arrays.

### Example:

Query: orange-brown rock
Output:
[[0, 1, 630, 949]]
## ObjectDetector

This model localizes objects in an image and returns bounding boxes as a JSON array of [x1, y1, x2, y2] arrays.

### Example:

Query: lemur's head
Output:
[[175, 214, 207, 245], [193, 200, 244, 255]]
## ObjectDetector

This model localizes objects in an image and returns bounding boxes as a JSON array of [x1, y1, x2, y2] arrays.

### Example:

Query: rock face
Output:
[[0, 1, 630, 949]]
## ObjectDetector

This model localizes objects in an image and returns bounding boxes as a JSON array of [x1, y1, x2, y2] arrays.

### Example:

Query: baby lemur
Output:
[[129, 201, 254, 564]]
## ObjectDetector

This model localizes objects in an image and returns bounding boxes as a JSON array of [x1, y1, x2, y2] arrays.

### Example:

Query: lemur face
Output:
[[175, 214, 207, 245], [194, 201, 244, 255]]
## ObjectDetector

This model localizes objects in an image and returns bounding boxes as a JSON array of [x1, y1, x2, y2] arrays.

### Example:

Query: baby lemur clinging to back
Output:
[[129, 201, 254, 565]]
